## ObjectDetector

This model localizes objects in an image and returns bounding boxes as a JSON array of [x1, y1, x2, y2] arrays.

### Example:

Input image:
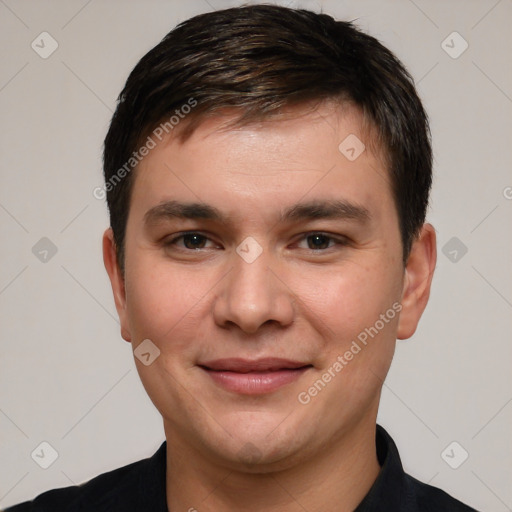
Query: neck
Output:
[[164, 419, 380, 512]]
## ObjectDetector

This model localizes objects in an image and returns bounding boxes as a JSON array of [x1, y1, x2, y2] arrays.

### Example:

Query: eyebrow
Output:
[[143, 199, 370, 227]]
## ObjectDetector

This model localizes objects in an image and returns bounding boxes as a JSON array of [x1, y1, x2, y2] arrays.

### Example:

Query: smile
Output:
[[199, 358, 313, 394]]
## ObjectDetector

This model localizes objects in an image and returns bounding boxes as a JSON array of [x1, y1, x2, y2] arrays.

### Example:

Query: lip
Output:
[[199, 358, 312, 395]]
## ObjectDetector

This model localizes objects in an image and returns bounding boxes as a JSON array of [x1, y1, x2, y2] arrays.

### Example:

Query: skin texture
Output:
[[103, 102, 436, 512]]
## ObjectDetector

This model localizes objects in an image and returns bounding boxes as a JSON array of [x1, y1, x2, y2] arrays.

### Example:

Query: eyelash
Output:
[[163, 231, 350, 252]]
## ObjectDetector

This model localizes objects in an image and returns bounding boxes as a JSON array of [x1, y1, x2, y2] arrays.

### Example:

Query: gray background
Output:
[[0, 0, 511, 510]]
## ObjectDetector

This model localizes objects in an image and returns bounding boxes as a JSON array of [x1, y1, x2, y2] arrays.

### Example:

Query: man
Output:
[[6, 4, 478, 511]]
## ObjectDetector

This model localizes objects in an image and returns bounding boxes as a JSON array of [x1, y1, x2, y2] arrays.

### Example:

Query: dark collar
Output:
[[142, 424, 473, 512], [354, 424, 404, 510]]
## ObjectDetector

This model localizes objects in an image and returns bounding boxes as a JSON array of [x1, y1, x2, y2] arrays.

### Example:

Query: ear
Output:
[[397, 223, 437, 340], [102, 228, 132, 342]]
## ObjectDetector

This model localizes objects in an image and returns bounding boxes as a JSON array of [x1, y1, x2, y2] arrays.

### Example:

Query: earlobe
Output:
[[397, 224, 437, 340], [102, 228, 132, 343]]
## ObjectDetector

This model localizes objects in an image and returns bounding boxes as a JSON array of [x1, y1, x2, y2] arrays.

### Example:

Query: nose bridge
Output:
[[213, 240, 294, 333]]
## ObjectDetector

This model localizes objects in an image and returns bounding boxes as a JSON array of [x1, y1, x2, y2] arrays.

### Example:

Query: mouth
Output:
[[198, 358, 313, 395]]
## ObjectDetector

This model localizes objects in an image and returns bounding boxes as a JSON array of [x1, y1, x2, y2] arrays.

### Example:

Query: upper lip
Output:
[[199, 357, 311, 373]]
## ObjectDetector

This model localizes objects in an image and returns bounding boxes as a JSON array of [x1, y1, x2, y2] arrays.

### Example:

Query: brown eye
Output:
[[181, 233, 208, 249], [306, 234, 332, 250], [165, 232, 215, 250], [295, 232, 349, 252]]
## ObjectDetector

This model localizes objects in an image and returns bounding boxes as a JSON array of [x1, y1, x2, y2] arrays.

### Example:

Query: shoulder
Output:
[[4, 459, 144, 512], [403, 473, 478, 511], [3, 443, 166, 512], [368, 425, 479, 511]]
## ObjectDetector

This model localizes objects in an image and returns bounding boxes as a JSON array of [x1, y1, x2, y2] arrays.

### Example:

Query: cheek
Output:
[[124, 256, 208, 346], [293, 260, 401, 399], [295, 260, 399, 337]]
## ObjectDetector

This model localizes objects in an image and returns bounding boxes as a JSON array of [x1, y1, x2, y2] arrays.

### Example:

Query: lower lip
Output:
[[202, 367, 311, 394]]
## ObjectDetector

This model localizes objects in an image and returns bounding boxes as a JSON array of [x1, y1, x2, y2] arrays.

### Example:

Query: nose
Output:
[[212, 244, 295, 334]]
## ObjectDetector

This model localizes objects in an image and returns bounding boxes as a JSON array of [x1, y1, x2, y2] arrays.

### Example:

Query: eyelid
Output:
[[164, 231, 349, 251], [293, 231, 350, 250], [164, 231, 221, 249]]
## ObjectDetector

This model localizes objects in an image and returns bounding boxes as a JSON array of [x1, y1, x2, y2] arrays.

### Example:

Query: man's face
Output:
[[106, 103, 411, 470]]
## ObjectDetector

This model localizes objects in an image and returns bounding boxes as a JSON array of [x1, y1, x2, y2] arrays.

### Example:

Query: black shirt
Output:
[[5, 425, 478, 511]]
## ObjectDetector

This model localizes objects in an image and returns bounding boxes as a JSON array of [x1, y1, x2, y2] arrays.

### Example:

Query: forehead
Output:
[[174, 101, 382, 163], [129, 102, 394, 223]]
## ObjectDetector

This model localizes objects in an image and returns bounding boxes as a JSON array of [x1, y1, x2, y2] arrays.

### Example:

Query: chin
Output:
[[202, 411, 316, 472]]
